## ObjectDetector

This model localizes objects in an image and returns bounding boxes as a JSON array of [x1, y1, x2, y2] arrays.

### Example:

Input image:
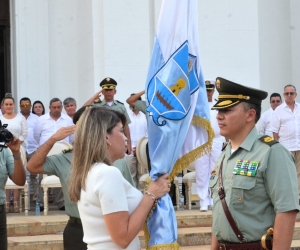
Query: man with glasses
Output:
[[256, 93, 282, 136], [270, 85, 300, 197], [20, 97, 39, 200]]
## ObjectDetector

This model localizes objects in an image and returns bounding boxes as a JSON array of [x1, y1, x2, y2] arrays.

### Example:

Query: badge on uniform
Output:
[[210, 166, 218, 180], [233, 160, 259, 177]]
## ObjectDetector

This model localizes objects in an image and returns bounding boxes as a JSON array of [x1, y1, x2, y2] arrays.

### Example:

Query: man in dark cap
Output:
[[209, 77, 299, 250], [93, 77, 132, 154]]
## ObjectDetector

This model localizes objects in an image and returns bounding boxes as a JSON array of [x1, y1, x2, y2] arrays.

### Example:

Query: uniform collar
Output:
[[226, 126, 258, 155], [238, 126, 259, 151], [102, 99, 117, 106]]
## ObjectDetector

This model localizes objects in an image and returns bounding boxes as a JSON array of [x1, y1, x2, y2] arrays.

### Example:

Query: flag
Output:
[[144, 0, 214, 249]]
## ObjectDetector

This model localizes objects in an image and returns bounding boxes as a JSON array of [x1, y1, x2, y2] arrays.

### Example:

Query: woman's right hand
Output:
[[147, 173, 170, 199]]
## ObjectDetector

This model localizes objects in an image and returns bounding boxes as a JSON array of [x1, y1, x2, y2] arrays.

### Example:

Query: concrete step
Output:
[[6, 209, 211, 237], [7, 235, 300, 250]]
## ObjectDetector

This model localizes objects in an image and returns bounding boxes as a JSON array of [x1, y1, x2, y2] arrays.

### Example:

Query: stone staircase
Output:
[[6, 208, 300, 250]]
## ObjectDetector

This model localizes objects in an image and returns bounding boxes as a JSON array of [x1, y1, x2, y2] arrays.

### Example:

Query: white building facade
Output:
[[8, 0, 300, 112]]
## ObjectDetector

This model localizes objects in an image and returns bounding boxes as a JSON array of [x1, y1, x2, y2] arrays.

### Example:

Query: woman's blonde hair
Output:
[[68, 106, 126, 202]]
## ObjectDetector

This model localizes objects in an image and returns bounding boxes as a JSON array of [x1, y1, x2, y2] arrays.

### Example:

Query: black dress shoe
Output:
[[59, 206, 65, 211]]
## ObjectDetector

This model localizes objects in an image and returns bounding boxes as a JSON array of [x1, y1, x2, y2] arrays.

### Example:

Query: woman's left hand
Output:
[[6, 137, 22, 155]]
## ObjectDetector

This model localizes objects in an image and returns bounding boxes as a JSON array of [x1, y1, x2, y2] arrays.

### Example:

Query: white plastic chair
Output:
[[182, 162, 200, 210], [41, 142, 72, 215], [5, 146, 29, 215]]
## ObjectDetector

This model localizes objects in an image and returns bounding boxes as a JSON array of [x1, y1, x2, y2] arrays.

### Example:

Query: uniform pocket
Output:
[[231, 175, 256, 209]]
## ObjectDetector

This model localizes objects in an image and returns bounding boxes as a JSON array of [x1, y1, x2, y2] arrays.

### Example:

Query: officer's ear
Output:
[[246, 109, 256, 123]]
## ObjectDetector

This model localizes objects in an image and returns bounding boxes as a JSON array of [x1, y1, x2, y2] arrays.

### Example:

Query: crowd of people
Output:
[[0, 76, 299, 249]]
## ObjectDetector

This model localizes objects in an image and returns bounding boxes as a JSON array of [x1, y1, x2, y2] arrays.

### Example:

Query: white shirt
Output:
[[22, 113, 39, 154], [33, 112, 74, 146], [128, 110, 147, 149], [270, 101, 300, 151], [0, 114, 28, 142], [256, 107, 274, 137], [78, 163, 143, 249]]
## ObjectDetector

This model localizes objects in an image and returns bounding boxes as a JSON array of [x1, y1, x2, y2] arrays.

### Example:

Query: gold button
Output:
[[237, 196, 242, 201]]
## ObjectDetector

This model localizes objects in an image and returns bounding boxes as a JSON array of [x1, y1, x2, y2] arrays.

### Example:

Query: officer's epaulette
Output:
[[116, 100, 124, 105], [62, 148, 73, 154], [259, 135, 279, 147], [221, 142, 228, 151]]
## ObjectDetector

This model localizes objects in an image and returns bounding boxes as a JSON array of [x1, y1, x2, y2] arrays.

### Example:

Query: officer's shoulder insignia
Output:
[[116, 100, 124, 105], [259, 135, 278, 146], [222, 142, 228, 151], [62, 148, 73, 154]]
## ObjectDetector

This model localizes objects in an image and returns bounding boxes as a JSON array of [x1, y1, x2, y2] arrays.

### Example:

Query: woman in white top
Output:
[[1, 94, 28, 213], [69, 107, 170, 250]]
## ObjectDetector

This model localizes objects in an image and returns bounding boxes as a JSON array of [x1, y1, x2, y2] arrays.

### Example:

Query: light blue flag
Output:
[[144, 0, 214, 249]]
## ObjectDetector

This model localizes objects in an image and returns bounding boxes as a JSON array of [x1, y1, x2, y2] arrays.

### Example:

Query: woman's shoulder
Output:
[[92, 163, 123, 178]]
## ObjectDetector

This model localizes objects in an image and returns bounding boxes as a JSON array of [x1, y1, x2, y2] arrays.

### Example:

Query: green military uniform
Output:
[[0, 148, 14, 249], [133, 100, 146, 115], [94, 100, 131, 124], [209, 77, 300, 245], [209, 127, 299, 242], [43, 151, 136, 217], [0, 148, 14, 206], [94, 77, 131, 124]]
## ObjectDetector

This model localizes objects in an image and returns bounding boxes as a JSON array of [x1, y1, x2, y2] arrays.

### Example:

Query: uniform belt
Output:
[[219, 240, 272, 250], [69, 217, 82, 224]]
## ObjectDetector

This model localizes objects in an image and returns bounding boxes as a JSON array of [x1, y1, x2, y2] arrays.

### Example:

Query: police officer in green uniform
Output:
[[209, 77, 299, 250], [126, 90, 146, 115], [93, 77, 132, 154], [0, 136, 25, 250], [26, 106, 135, 250]]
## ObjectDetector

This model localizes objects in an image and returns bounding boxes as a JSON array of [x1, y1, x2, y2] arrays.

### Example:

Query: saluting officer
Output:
[[94, 77, 132, 154], [209, 77, 299, 250]]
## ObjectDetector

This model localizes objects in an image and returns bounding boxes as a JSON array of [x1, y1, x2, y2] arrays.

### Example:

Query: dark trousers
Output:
[[63, 219, 87, 250], [0, 204, 7, 250]]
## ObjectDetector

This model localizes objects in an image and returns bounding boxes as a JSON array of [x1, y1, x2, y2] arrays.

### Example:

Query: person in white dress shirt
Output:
[[125, 94, 148, 189], [270, 85, 300, 196], [34, 98, 74, 211], [19, 97, 39, 201], [256, 93, 282, 136], [0, 94, 28, 213], [195, 80, 225, 212]]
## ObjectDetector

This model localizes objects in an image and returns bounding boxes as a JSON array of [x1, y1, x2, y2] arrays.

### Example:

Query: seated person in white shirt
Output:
[[256, 93, 281, 137], [33, 97, 74, 211]]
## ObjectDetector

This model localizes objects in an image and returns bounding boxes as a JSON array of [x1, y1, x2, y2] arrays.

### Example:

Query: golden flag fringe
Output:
[[170, 115, 215, 181], [143, 177, 181, 250], [142, 116, 214, 250]]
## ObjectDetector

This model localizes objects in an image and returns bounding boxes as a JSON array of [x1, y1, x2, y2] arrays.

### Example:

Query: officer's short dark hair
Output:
[[269, 93, 281, 101], [242, 102, 261, 124]]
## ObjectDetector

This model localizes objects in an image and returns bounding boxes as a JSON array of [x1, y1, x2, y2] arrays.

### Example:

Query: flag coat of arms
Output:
[[143, 0, 214, 249]]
